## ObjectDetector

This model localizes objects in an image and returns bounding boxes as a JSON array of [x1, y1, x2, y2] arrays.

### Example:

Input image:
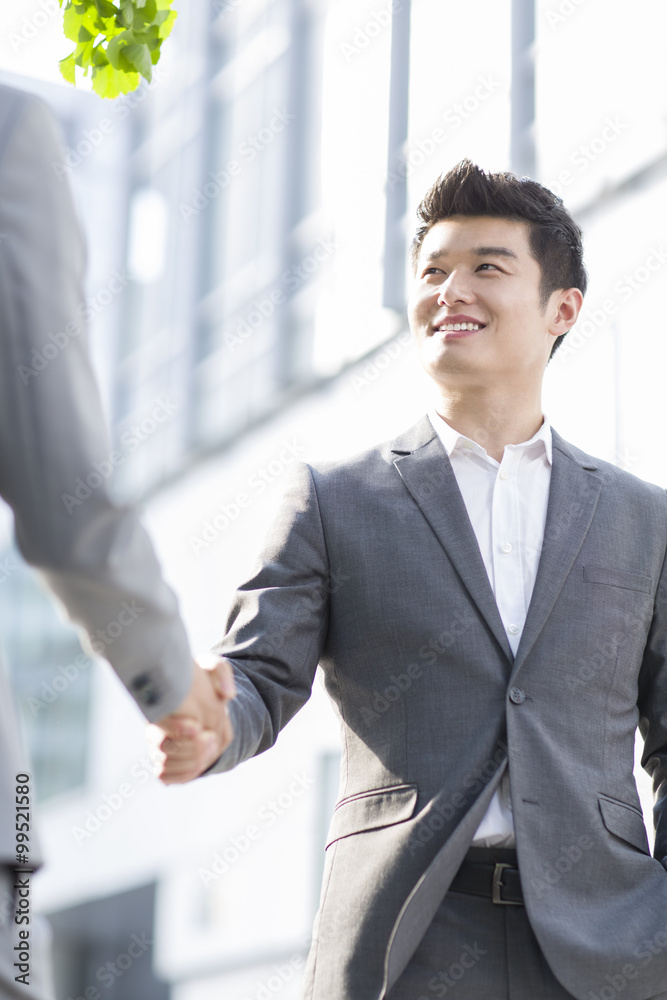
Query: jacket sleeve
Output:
[[638, 494, 667, 869], [207, 462, 330, 772], [0, 86, 192, 722]]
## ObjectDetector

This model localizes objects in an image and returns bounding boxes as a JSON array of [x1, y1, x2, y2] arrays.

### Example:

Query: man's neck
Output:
[[432, 388, 545, 463]]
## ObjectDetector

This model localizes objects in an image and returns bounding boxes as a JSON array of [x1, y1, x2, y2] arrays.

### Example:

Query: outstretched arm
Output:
[[0, 85, 191, 721], [156, 462, 331, 783]]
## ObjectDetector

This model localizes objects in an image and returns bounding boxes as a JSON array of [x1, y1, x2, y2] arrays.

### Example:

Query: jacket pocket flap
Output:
[[584, 566, 652, 594], [326, 784, 419, 849], [599, 794, 650, 854]]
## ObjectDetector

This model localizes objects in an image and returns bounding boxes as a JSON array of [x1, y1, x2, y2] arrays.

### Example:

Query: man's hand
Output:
[[153, 656, 236, 784]]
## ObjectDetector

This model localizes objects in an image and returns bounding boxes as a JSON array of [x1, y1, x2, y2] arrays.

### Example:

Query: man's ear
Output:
[[549, 287, 584, 338]]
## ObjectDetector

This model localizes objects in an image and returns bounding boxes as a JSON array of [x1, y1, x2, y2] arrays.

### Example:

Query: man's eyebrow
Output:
[[474, 245, 519, 260], [422, 245, 519, 263]]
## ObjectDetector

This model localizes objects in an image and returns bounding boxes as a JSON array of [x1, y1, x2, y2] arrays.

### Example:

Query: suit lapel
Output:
[[391, 416, 513, 663], [510, 430, 603, 679]]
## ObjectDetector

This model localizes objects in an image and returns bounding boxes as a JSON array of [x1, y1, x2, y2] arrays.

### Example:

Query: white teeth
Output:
[[438, 322, 480, 331]]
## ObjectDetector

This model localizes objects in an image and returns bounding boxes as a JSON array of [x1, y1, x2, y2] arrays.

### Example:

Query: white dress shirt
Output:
[[428, 409, 553, 847]]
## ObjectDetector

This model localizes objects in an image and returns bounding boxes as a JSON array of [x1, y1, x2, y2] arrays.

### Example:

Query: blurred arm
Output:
[[0, 86, 192, 721]]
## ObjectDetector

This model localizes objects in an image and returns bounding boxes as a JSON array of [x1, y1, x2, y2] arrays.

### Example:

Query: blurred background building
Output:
[[1, 0, 667, 996]]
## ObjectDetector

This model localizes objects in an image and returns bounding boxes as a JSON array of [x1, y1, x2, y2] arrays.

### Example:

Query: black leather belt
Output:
[[449, 847, 524, 906]]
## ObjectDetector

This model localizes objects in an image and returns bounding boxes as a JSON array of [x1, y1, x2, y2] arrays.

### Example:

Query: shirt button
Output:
[[509, 687, 525, 705], [498, 470, 509, 481], [501, 542, 512, 553], [508, 624, 519, 635]]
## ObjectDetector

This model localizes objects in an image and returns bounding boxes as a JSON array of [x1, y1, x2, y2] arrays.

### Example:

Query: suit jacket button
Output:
[[130, 671, 161, 707], [509, 687, 525, 705]]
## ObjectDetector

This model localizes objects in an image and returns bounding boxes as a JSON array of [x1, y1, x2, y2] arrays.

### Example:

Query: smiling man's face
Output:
[[408, 215, 565, 390]]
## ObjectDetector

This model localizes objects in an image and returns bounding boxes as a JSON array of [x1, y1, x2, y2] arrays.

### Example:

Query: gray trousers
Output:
[[386, 886, 573, 999], [387, 856, 667, 1000], [0, 867, 55, 1000]]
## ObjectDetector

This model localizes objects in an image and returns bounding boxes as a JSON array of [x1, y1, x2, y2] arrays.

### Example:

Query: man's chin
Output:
[[421, 354, 483, 382]]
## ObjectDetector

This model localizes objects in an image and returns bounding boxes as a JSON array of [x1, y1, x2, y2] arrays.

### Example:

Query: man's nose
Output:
[[437, 270, 474, 305]]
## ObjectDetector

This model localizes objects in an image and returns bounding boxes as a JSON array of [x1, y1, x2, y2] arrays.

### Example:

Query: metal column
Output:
[[382, 0, 411, 314], [511, 0, 536, 178]]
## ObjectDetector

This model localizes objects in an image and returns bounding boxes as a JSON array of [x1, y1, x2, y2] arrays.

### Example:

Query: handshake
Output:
[[153, 656, 237, 784]]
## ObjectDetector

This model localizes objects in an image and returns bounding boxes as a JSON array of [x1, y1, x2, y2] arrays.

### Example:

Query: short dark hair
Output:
[[410, 159, 587, 358]]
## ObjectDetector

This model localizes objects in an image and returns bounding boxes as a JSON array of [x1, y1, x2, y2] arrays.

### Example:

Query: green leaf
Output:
[[60, 0, 176, 97], [144, 0, 158, 17], [119, 0, 134, 25], [107, 31, 152, 77], [59, 52, 77, 84], [92, 61, 139, 98], [106, 30, 132, 67], [65, 1, 100, 37], [123, 42, 152, 80], [93, 0, 119, 15], [62, 5, 82, 41], [91, 46, 110, 66], [100, 14, 125, 39], [157, 9, 176, 38], [73, 35, 95, 66]]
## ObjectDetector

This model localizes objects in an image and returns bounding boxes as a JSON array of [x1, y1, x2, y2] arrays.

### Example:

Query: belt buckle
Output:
[[491, 862, 522, 905]]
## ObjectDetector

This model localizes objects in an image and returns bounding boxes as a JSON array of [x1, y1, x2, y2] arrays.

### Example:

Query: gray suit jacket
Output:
[[0, 86, 192, 863], [212, 415, 667, 1000]]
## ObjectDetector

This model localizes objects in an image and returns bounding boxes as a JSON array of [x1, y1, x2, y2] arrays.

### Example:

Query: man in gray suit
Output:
[[160, 161, 667, 999], [0, 85, 235, 998]]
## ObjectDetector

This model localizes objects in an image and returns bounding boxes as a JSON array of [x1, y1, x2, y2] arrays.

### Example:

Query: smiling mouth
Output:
[[434, 321, 485, 332]]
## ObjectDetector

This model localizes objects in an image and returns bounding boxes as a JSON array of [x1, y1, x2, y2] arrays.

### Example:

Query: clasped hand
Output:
[[152, 656, 236, 784]]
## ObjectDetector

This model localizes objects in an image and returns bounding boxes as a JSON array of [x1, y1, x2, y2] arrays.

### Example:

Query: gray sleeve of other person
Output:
[[0, 83, 192, 724]]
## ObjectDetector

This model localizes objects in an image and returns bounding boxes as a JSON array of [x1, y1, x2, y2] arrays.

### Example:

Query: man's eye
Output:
[[477, 263, 499, 271], [423, 267, 443, 276]]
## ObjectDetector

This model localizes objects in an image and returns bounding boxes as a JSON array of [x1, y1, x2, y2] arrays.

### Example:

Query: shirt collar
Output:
[[428, 409, 553, 466]]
